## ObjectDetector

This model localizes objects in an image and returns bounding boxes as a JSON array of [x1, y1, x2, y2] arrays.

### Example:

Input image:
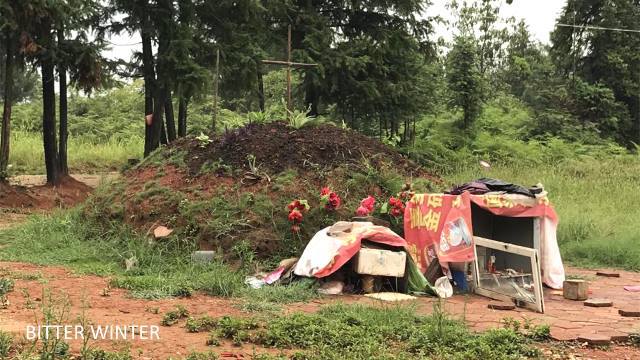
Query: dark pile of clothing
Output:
[[447, 178, 543, 198]]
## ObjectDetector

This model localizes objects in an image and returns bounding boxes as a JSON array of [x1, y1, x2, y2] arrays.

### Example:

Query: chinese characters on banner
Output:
[[403, 192, 475, 272]]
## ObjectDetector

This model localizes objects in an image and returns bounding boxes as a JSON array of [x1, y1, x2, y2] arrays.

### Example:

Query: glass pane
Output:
[[476, 245, 536, 304]]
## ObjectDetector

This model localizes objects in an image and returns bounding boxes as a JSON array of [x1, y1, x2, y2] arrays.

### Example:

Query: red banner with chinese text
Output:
[[403, 192, 475, 272], [469, 194, 558, 223]]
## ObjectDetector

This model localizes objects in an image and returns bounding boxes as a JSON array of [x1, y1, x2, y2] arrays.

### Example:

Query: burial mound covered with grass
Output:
[[84, 121, 440, 262]]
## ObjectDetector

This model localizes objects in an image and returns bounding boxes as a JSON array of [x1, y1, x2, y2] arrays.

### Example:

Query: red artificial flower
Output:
[[388, 196, 405, 218], [288, 209, 303, 223], [287, 200, 301, 211], [326, 192, 341, 210], [360, 196, 376, 212], [287, 199, 309, 212], [356, 206, 370, 216], [291, 224, 301, 233], [320, 187, 341, 211], [390, 207, 404, 217]]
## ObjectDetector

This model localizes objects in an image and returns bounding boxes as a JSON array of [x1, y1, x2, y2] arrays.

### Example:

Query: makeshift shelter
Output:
[[294, 221, 437, 295], [404, 180, 564, 313]]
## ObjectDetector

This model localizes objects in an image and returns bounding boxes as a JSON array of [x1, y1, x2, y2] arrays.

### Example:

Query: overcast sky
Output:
[[104, 0, 567, 62]]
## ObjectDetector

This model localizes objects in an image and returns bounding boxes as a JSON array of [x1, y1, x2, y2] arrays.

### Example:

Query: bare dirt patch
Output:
[[1, 173, 116, 211], [1, 262, 639, 359]]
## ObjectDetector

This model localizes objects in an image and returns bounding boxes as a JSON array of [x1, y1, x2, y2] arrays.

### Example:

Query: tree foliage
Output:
[[447, 36, 485, 130], [551, 0, 640, 144]]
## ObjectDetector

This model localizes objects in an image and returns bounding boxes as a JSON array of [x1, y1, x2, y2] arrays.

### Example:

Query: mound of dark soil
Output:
[[177, 122, 434, 179], [0, 176, 93, 210], [97, 122, 440, 261]]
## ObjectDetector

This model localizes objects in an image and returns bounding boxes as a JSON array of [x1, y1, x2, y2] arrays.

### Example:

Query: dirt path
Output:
[[1, 261, 639, 359], [8, 173, 119, 189], [0, 213, 30, 231], [0, 262, 261, 359], [0, 173, 119, 224]]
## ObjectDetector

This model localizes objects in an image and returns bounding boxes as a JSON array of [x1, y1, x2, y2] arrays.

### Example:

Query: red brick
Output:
[[487, 302, 515, 310], [596, 271, 620, 278], [584, 298, 613, 307], [577, 334, 611, 346], [550, 328, 577, 341], [619, 309, 640, 317]]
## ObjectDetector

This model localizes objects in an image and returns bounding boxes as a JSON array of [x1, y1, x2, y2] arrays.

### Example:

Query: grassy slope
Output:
[[445, 156, 640, 270]]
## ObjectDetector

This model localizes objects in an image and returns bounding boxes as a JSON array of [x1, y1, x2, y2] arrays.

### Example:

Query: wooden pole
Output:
[[212, 48, 220, 132], [286, 25, 292, 121]]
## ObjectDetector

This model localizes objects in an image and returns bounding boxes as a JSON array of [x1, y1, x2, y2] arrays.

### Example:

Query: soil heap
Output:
[[86, 122, 439, 260]]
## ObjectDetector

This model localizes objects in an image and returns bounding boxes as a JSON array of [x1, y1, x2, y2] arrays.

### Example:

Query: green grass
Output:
[[202, 303, 542, 359], [445, 155, 640, 270], [0, 210, 318, 303], [7, 131, 142, 174]]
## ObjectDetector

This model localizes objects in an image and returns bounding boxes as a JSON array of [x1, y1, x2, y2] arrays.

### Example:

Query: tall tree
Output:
[[551, 0, 640, 144], [0, 28, 14, 179], [447, 36, 484, 130], [40, 15, 59, 184], [0, 0, 33, 180], [57, 26, 69, 175], [268, 0, 435, 140], [449, 0, 513, 79]]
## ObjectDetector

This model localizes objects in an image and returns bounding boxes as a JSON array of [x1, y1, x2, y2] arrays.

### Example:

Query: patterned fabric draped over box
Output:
[[404, 192, 565, 289]]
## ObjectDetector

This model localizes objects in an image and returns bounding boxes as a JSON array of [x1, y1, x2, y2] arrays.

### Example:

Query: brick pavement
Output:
[[411, 267, 640, 342]]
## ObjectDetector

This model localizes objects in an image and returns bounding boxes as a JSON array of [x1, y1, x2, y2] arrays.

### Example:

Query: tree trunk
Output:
[[178, 96, 187, 137], [141, 13, 157, 157], [257, 64, 265, 112], [41, 25, 59, 185], [150, 33, 168, 153], [57, 26, 68, 176], [0, 32, 14, 179], [304, 78, 319, 117], [160, 119, 168, 145], [164, 94, 176, 142]]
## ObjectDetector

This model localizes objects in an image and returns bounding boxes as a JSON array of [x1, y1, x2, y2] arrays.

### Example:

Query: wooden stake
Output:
[[286, 25, 292, 121]]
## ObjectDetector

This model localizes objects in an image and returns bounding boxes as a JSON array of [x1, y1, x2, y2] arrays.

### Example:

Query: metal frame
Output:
[[472, 236, 545, 313]]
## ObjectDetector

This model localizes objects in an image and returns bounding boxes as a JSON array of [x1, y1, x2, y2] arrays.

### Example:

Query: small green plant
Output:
[[184, 351, 218, 360], [214, 316, 259, 345], [205, 332, 220, 347], [0, 331, 12, 359], [502, 317, 550, 341], [161, 305, 190, 326], [38, 290, 71, 360], [0, 279, 14, 297], [527, 323, 551, 341], [145, 306, 160, 314], [195, 133, 212, 147], [20, 288, 35, 310], [235, 300, 281, 313], [81, 348, 133, 360], [231, 240, 256, 269], [185, 316, 217, 333]]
